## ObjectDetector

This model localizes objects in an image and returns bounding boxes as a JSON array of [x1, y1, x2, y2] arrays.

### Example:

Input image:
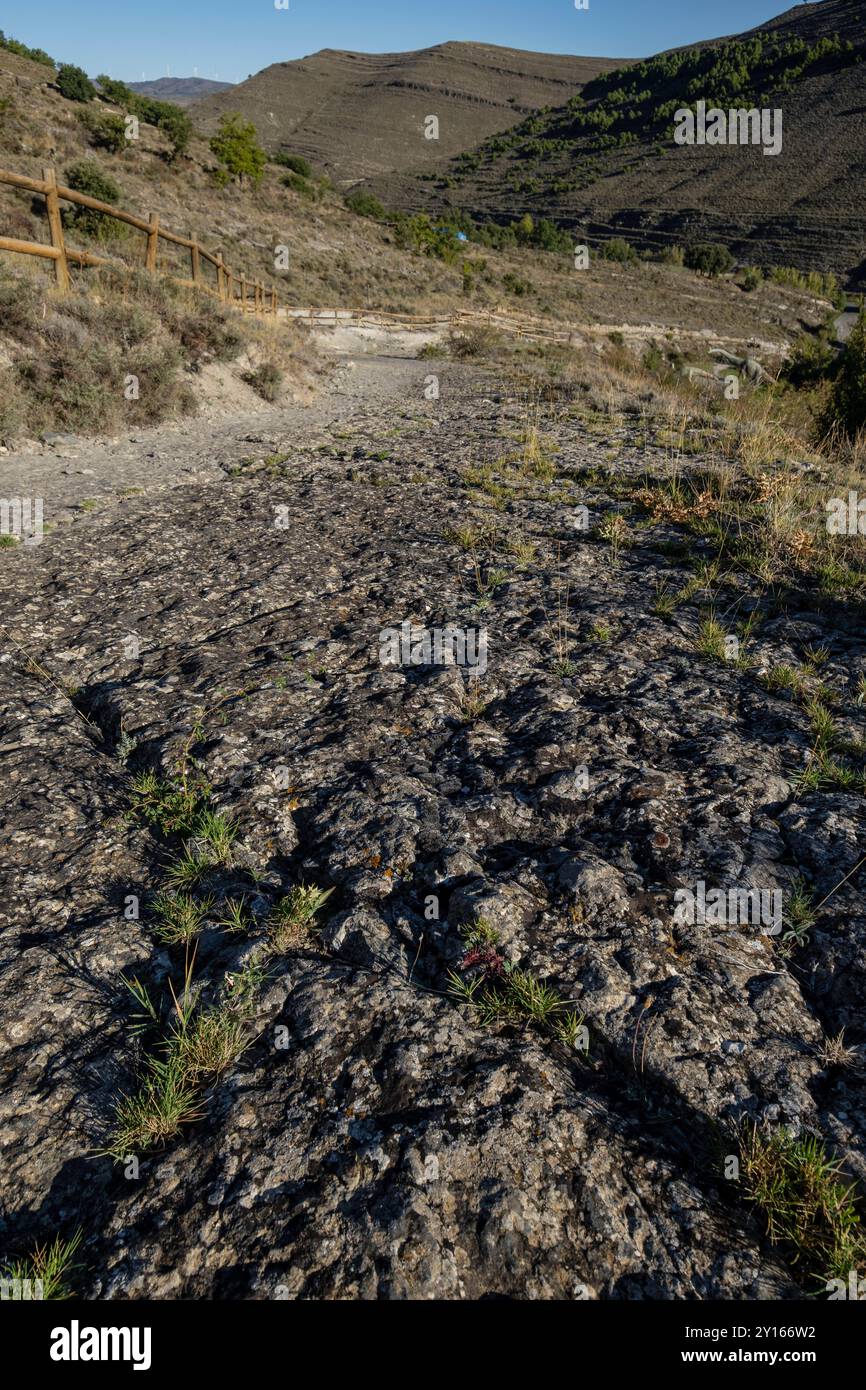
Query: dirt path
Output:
[[0, 354, 428, 523]]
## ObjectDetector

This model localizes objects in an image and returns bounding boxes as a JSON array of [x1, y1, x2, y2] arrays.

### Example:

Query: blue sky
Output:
[[3, 1, 794, 82]]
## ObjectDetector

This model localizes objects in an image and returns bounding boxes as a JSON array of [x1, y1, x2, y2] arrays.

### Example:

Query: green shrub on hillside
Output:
[[135, 99, 192, 158], [771, 265, 842, 305], [470, 214, 571, 257], [741, 266, 764, 292], [392, 214, 461, 264], [532, 218, 573, 253], [77, 108, 127, 153], [473, 222, 518, 251], [63, 160, 121, 203], [93, 79, 192, 157], [273, 152, 312, 177], [282, 170, 318, 200], [503, 271, 532, 296], [96, 75, 135, 106], [57, 65, 96, 103], [157, 105, 192, 158], [61, 161, 127, 241], [210, 113, 266, 187], [685, 243, 734, 277], [781, 332, 835, 388], [344, 190, 385, 219], [514, 213, 534, 242], [601, 237, 638, 264]]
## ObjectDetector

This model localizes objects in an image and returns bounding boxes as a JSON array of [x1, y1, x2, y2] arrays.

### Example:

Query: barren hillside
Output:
[[190, 42, 629, 182]]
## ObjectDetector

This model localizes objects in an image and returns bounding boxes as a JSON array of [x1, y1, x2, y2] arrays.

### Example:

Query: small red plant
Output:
[[459, 944, 505, 978]]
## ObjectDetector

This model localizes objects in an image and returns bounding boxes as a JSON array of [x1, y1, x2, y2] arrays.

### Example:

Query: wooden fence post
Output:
[[217, 257, 226, 301], [255, 282, 262, 315], [190, 233, 200, 285], [271, 288, 276, 316], [145, 212, 160, 272], [240, 275, 247, 313], [226, 269, 233, 303], [42, 166, 70, 293]]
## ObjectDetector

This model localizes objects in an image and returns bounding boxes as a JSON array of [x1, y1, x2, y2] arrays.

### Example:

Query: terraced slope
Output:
[[365, 0, 866, 279], [190, 42, 629, 181]]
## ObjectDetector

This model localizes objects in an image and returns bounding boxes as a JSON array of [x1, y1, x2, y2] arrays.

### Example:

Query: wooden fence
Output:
[[0, 165, 278, 316]]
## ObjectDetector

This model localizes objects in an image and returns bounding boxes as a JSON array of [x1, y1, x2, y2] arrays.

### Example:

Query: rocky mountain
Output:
[[128, 76, 233, 106], [190, 42, 628, 181], [364, 0, 866, 279]]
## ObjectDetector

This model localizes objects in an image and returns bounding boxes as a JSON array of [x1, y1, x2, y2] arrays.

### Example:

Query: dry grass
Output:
[[0, 262, 312, 439], [816, 1030, 860, 1071], [496, 332, 866, 602]]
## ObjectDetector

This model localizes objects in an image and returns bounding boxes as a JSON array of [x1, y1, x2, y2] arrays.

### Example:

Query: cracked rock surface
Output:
[[0, 356, 863, 1298]]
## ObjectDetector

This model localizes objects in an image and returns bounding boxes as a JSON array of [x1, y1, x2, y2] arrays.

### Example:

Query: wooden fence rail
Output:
[[0, 165, 279, 317]]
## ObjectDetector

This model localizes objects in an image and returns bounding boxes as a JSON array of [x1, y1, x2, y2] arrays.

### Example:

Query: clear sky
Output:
[[2, 1, 797, 83]]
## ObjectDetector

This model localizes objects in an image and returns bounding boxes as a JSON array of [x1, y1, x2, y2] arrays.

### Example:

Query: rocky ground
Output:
[[1, 352, 864, 1299]]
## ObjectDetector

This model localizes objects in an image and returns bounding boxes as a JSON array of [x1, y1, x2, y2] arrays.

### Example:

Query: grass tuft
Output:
[[151, 890, 214, 945], [739, 1124, 866, 1286], [1, 1229, 83, 1300], [779, 876, 817, 953], [268, 883, 334, 951], [174, 1008, 249, 1079], [131, 771, 237, 869], [448, 918, 586, 1049], [107, 1050, 204, 1160]]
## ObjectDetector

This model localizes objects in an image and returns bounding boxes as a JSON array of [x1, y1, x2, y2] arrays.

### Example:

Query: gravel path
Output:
[[0, 355, 426, 521]]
